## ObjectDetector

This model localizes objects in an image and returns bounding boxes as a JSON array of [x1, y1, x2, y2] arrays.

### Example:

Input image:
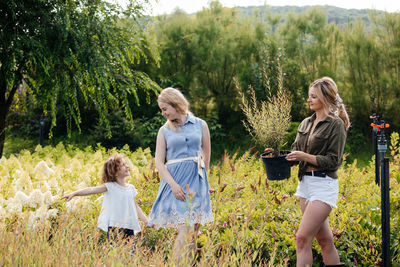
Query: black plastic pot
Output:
[[261, 151, 295, 181]]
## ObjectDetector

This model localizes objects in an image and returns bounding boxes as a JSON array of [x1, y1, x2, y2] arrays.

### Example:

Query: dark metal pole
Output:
[[371, 114, 380, 185], [381, 157, 391, 267], [378, 126, 391, 267], [374, 127, 379, 185]]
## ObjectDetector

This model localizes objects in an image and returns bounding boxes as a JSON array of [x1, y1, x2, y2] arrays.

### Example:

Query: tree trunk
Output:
[[0, 105, 5, 158], [0, 74, 21, 158], [0, 80, 6, 158]]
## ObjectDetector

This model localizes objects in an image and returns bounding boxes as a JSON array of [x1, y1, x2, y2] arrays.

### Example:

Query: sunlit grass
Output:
[[0, 136, 399, 265]]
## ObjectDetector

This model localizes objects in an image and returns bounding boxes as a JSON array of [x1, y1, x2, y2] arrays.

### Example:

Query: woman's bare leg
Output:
[[173, 225, 189, 264], [189, 224, 201, 259], [315, 218, 340, 265], [172, 224, 201, 265], [296, 199, 332, 267]]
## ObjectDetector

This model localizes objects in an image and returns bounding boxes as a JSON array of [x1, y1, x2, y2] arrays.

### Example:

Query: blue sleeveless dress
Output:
[[148, 114, 214, 227]]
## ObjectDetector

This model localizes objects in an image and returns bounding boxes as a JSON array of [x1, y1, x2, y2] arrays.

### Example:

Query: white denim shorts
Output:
[[295, 174, 339, 209]]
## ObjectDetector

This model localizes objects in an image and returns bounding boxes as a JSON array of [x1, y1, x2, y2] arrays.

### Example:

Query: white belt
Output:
[[166, 151, 205, 179]]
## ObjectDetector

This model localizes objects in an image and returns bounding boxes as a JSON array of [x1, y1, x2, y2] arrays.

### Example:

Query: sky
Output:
[[141, 0, 400, 16]]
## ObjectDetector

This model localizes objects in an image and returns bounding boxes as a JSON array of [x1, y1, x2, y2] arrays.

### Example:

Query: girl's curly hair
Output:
[[101, 154, 124, 183]]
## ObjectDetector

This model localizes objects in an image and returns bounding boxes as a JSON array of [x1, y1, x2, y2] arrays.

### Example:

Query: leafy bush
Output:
[[91, 110, 165, 151], [237, 63, 292, 156], [127, 113, 165, 152]]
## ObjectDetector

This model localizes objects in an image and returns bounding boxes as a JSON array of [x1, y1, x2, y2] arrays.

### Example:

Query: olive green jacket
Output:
[[291, 113, 347, 180]]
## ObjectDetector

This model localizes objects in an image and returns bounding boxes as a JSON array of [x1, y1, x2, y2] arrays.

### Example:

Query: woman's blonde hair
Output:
[[310, 77, 351, 130], [101, 154, 124, 183], [158, 87, 190, 131]]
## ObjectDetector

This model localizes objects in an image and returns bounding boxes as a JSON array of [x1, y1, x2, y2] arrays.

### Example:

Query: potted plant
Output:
[[236, 63, 293, 180]]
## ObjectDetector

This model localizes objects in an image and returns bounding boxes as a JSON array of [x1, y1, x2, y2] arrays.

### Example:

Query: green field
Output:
[[1, 133, 399, 266]]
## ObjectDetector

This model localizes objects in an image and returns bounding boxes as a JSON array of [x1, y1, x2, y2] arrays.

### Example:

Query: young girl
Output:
[[286, 77, 349, 267], [148, 87, 213, 264], [61, 154, 148, 241]]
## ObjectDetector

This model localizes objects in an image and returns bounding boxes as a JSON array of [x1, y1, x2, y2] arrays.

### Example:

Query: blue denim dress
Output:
[[148, 114, 213, 227]]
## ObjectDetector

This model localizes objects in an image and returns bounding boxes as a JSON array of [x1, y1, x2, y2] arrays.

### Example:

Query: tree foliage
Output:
[[4, 1, 400, 158], [0, 0, 160, 157], [147, 4, 400, 152], [343, 12, 400, 131]]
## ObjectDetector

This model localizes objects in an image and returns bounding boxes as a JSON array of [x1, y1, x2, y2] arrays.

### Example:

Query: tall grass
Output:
[[1, 133, 400, 265]]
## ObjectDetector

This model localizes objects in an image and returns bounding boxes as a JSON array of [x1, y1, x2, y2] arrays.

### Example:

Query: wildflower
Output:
[[41, 181, 51, 193], [12, 169, 32, 190], [7, 202, 22, 215], [235, 186, 245, 192], [66, 198, 90, 213], [186, 184, 195, 199], [125, 158, 140, 177], [43, 191, 53, 206], [29, 189, 44, 208], [282, 194, 289, 199], [250, 184, 257, 193], [14, 174, 33, 191], [47, 177, 60, 191], [209, 189, 215, 194], [35, 206, 48, 220], [219, 182, 227, 192], [33, 161, 54, 179], [139, 157, 148, 166], [13, 169, 22, 177], [47, 209, 59, 219], [222, 221, 228, 228], [0, 206, 7, 220], [65, 200, 73, 212], [70, 158, 82, 171], [14, 191, 29, 206], [137, 198, 142, 204], [129, 165, 140, 178], [27, 207, 48, 230]]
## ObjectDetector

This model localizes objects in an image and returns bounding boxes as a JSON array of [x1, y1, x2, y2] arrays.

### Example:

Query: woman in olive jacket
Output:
[[286, 77, 350, 267]]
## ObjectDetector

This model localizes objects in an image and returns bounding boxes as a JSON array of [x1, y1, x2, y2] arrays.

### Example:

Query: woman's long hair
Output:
[[158, 87, 191, 131], [310, 77, 350, 130]]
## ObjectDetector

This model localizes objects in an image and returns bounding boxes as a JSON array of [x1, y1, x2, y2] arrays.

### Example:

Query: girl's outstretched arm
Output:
[[61, 184, 107, 202], [134, 198, 148, 226]]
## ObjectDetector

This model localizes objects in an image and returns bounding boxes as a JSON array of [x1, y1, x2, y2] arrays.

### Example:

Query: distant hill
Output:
[[235, 5, 387, 27]]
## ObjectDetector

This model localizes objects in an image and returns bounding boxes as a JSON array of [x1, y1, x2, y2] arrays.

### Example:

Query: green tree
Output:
[[154, 10, 196, 90], [379, 13, 400, 130], [0, 0, 159, 157], [150, 1, 264, 138], [279, 8, 342, 120], [191, 1, 263, 127], [341, 12, 400, 132]]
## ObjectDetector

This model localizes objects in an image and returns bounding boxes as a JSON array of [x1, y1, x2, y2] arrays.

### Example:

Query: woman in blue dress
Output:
[[148, 87, 213, 263]]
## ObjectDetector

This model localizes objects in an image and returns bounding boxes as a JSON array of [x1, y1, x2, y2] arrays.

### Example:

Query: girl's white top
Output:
[[97, 182, 141, 234]]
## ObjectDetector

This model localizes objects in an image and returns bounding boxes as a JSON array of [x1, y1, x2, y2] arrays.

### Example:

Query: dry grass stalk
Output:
[[236, 62, 291, 157]]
